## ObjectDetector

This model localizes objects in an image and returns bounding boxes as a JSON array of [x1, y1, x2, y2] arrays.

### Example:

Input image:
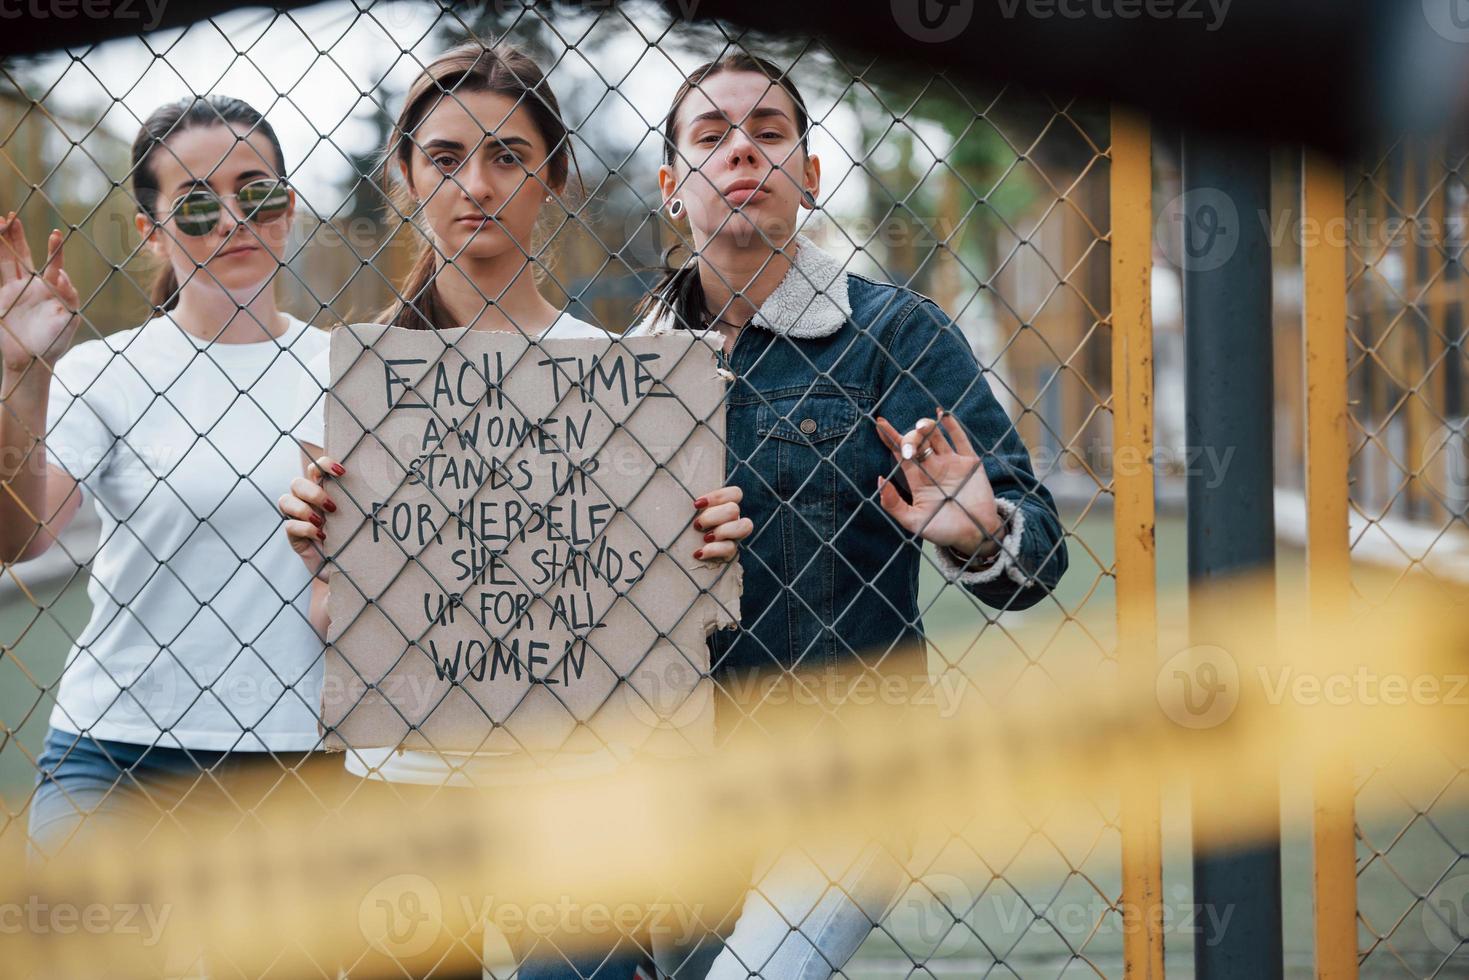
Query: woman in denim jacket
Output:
[[631, 53, 1066, 690], [520, 52, 1070, 980]]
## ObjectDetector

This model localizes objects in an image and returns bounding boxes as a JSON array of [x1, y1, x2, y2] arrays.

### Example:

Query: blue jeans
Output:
[[513, 906, 725, 979], [515, 937, 654, 980], [28, 727, 333, 863]]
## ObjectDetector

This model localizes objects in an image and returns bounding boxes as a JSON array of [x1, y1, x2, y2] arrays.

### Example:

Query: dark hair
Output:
[[380, 41, 579, 331], [130, 95, 286, 315], [634, 52, 813, 331]]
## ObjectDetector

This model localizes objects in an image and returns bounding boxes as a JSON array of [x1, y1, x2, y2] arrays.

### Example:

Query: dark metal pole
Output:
[[1182, 132, 1285, 979]]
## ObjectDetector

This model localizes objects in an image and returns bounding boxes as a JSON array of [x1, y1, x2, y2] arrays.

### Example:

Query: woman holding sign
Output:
[[616, 53, 1072, 980], [0, 95, 342, 862], [285, 38, 747, 789], [279, 41, 751, 979]]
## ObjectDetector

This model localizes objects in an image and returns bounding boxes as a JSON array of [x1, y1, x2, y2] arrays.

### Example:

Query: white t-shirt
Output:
[[291, 312, 615, 784], [45, 313, 330, 751]]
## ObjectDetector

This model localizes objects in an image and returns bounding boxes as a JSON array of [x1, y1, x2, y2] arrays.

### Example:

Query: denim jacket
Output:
[[629, 235, 1068, 679]]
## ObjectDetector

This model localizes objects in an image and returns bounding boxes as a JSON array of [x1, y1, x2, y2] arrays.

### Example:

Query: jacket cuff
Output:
[[930, 496, 1027, 586]]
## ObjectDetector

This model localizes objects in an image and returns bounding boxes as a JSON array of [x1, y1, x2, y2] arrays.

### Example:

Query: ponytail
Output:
[[149, 265, 180, 313], [632, 243, 707, 332], [374, 246, 454, 331]]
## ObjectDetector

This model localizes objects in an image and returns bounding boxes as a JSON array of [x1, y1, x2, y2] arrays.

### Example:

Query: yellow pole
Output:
[[1302, 148, 1358, 980], [1109, 106, 1165, 980]]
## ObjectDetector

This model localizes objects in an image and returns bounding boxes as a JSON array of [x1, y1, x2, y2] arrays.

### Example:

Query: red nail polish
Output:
[[317, 530, 326, 541], [694, 549, 704, 560], [330, 463, 345, 476], [693, 497, 709, 509], [703, 532, 715, 543], [323, 499, 337, 513], [309, 513, 322, 527]]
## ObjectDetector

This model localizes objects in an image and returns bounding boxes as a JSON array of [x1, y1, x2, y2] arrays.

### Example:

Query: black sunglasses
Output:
[[166, 178, 291, 238]]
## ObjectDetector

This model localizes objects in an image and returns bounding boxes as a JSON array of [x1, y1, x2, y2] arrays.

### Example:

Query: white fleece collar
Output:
[[629, 234, 852, 338]]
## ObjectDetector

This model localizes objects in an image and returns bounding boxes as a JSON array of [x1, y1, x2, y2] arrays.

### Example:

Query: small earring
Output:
[[544, 194, 553, 203], [668, 198, 684, 218]]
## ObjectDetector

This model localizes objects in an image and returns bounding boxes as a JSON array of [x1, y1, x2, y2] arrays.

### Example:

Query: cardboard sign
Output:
[[318, 325, 740, 760]]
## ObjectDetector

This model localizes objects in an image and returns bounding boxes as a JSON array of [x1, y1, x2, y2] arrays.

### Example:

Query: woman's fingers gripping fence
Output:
[[936, 409, 976, 457], [873, 416, 920, 476]]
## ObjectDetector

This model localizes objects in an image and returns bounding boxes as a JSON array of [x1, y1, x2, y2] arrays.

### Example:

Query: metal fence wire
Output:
[[1345, 137, 1469, 979], [0, 4, 1116, 975], [3, 2, 1462, 979]]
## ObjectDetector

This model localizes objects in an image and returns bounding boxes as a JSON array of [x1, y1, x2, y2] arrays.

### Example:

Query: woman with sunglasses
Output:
[[616, 53, 1071, 980], [0, 95, 340, 862]]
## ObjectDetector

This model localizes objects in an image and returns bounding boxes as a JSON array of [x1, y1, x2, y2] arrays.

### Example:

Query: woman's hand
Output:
[[692, 485, 752, 562], [0, 216, 80, 373], [875, 409, 1004, 560], [278, 452, 345, 579]]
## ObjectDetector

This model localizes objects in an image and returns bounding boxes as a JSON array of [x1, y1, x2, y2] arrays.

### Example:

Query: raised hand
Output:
[[0, 215, 81, 373], [875, 409, 1004, 559]]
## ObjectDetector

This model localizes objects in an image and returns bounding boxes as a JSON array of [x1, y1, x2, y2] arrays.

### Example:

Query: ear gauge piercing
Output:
[[803, 189, 817, 206], [668, 198, 684, 218]]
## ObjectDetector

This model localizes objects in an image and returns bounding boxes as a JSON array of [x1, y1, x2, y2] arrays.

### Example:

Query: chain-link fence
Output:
[[1343, 136, 1469, 978], [2, 2, 1464, 979], [0, 4, 1121, 976]]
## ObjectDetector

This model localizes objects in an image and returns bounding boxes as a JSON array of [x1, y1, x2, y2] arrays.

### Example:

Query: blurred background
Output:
[[2, 1, 1467, 975]]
